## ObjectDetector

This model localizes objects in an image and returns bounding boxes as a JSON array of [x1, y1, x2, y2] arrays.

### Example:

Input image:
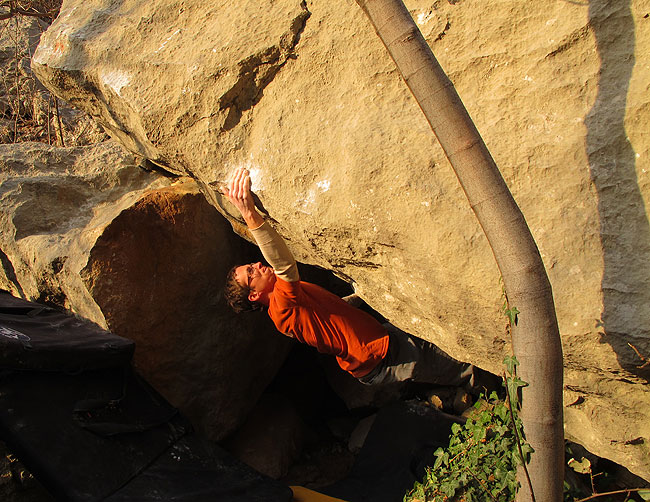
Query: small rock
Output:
[[453, 388, 473, 415], [0, 441, 54, 502], [348, 414, 377, 454], [223, 393, 306, 480], [427, 394, 444, 410], [327, 416, 356, 441]]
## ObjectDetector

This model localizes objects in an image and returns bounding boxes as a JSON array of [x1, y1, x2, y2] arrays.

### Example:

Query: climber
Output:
[[223, 167, 476, 388]]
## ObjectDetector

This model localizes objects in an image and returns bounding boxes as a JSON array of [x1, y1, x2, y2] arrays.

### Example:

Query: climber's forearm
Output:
[[250, 221, 299, 283], [241, 207, 265, 230]]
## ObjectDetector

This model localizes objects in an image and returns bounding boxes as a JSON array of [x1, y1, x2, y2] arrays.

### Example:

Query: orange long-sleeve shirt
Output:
[[268, 277, 389, 378]]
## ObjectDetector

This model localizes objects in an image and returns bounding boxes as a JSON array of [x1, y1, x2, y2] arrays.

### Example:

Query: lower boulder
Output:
[[0, 141, 291, 440], [81, 180, 293, 439]]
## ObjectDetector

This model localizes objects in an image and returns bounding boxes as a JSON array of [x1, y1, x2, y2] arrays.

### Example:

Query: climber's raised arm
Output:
[[224, 168, 299, 283]]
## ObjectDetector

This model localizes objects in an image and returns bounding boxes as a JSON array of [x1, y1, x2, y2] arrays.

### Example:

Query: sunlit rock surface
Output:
[[0, 141, 291, 440], [27, 0, 650, 479]]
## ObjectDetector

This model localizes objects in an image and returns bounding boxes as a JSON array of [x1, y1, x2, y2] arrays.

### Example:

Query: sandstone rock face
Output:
[[0, 141, 166, 317], [0, 141, 292, 440], [30, 0, 650, 479]]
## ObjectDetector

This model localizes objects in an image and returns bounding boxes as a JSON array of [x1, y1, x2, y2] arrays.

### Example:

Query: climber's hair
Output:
[[224, 265, 262, 314]]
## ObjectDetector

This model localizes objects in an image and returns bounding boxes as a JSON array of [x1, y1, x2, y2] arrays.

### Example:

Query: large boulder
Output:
[[0, 141, 167, 317], [30, 0, 650, 479], [0, 141, 292, 439]]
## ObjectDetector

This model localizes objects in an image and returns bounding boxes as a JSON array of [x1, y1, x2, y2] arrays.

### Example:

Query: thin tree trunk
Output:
[[54, 96, 64, 147], [354, 1, 564, 501]]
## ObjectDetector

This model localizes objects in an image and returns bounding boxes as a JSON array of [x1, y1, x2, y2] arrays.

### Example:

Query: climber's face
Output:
[[235, 261, 276, 304]]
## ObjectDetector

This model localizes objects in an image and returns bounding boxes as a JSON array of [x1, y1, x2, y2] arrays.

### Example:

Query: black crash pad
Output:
[[0, 291, 134, 372], [105, 434, 293, 502], [0, 366, 188, 501], [0, 292, 292, 502]]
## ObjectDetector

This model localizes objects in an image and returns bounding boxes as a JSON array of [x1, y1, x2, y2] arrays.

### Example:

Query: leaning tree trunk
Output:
[[354, 1, 564, 501]]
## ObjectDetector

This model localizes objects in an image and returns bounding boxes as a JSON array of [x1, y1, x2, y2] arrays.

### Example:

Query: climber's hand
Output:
[[225, 168, 264, 228]]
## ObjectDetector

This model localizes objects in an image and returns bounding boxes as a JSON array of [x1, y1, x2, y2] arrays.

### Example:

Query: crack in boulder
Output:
[[218, 2, 311, 132], [0, 247, 25, 298], [545, 25, 592, 59]]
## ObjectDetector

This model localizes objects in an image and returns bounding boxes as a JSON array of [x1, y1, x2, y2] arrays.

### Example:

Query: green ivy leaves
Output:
[[504, 307, 519, 327], [567, 457, 591, 475], [404, 358, 533, 502]]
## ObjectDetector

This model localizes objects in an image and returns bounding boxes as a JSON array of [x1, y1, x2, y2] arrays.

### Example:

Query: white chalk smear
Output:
[[100, 69, 131, 96], [296, 179, 330, 213], [298, 189, 316, 212], [225, 161, 265, 192], [316, 179, 331, 192], [416, 11, 434, 26], [155, 29, 181, 54]]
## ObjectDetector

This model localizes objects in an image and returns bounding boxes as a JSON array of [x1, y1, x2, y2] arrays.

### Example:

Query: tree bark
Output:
[[354, 1, 564, 501]]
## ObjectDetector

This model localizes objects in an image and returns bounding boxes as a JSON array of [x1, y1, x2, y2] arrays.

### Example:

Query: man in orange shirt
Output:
[[224, 168, 474, 387]]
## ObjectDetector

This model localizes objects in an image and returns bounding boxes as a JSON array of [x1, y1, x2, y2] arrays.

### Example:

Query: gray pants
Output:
[[358, 324, 475, 388]]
